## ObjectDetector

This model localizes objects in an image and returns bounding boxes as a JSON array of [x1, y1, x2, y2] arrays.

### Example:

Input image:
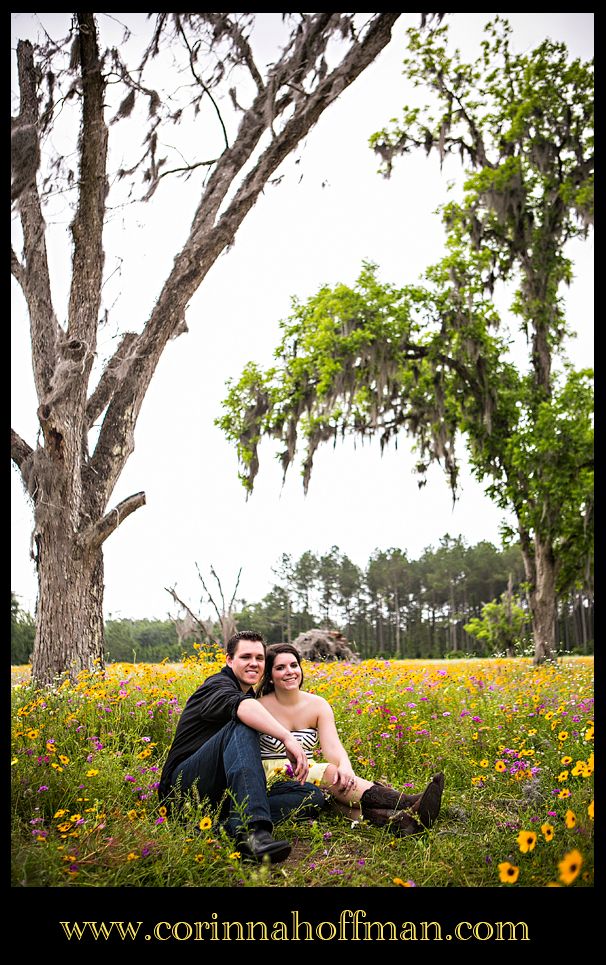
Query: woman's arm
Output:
[[316, 697, 356, 790], [236, 699, 309, 783]]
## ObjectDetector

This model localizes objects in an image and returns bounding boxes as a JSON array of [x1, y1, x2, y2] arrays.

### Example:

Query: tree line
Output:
[[12, 535, 593, 665]]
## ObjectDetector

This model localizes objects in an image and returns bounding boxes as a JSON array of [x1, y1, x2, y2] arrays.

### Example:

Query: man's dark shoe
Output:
[[236, 828, 291, 864], [412, 772, 445, 828]]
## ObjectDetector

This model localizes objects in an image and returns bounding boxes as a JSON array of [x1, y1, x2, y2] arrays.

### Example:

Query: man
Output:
[[158, 630, 325, 863]]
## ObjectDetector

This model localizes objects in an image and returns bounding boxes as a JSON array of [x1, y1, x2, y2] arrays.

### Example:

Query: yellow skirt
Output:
[[262, 757, 330, 786]]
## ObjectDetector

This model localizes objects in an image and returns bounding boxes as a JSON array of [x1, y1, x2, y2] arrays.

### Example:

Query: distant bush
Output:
[[11, 593, 35, 664]]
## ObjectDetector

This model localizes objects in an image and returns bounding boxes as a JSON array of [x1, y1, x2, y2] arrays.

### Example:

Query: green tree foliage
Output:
[[104, 619, 189, 664], [11, 592, 36, 664], [217, 18, 593, 664], [464, 593, 529, 657]]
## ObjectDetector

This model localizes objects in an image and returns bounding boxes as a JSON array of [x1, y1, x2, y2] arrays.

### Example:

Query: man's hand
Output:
[[283, 734, 309, 784]]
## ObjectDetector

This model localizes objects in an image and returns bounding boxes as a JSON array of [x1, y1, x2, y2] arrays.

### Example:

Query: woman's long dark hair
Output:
[[258, 643, 304, 697]]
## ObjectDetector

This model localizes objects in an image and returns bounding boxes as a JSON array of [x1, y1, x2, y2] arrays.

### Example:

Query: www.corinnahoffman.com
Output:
[[59, 911, 531, 943]]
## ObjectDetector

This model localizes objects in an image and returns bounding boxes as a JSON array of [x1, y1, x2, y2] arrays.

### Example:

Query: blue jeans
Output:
[[168, 720, 325, 838]]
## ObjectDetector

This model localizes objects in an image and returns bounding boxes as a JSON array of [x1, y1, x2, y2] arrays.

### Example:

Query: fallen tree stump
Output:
[[292, 628, 359, 662]]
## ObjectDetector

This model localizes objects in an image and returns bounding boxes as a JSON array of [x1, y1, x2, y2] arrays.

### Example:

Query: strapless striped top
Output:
[[259, 728, 318, 759]]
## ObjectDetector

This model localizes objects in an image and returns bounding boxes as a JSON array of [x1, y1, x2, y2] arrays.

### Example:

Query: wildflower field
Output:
[[11, 654, 593, 889]]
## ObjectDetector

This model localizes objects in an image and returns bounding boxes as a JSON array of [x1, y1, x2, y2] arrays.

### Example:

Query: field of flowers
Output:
[[11, 653, 593, 889]]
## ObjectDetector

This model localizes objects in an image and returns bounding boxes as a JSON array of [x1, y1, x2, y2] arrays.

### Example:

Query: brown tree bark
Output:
[[519, 530, 557, 665], [32, 529, 105, 684], [530, 539, 557, 664]]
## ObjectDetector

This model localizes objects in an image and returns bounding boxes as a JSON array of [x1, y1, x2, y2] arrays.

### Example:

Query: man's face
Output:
[[226, 641, 266, 692]]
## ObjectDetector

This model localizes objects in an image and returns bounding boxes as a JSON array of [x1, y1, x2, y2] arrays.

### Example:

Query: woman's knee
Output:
[[322, 764, 338, 786], [306, 784, 327, 809]]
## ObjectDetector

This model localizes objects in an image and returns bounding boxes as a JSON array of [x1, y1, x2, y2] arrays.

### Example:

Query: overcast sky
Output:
[[11, 12, 594, 623]]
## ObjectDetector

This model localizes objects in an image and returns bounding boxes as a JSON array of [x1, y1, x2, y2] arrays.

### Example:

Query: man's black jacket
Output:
[[158, 665, 256, 801]]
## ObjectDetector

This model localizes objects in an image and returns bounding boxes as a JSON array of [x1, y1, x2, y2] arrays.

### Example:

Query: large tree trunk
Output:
[[523, 536, 557, 664], [32, 528, 105, 685]]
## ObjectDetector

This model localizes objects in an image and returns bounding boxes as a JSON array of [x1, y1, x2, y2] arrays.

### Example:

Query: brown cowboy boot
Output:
[[411, 772, 445, 828], [359, 782, 423, 812], [362, 806, 422, 837]]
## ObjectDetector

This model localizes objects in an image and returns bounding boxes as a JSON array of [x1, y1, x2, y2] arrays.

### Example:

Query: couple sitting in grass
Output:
[[158, 631, 444, 864]]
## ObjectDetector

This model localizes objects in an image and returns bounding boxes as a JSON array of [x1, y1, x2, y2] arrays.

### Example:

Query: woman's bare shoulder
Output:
[[305, 692, 332, 714], [258, 692, 275, 708]]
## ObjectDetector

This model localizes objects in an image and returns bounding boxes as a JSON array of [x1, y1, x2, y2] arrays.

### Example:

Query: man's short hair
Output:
[[226, 630, 266, 659]]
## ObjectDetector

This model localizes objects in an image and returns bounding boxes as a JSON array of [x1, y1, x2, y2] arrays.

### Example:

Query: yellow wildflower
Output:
[[558, 849, 583, 885], [517, 831, 537, 854], [498, 862, 519, 884]]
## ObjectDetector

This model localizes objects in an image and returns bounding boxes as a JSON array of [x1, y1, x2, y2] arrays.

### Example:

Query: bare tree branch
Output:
[[11, 428, 33, 469], [66, 12, 109, 350], [228, 566, 243, 613], [11, 246, 26, 289], [195, 562, 224, 626], [157, 158, 219, 181], [165, 585, 211, 636], [175, 19, 229, 152], [13, 39, 60, 402], [85, 491, 146, 549], [202, 13, 265, 93], [210, 564, 227, 612], [86, 332, 139, 427]]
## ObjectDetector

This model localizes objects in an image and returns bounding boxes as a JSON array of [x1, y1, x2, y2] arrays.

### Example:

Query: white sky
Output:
[[11, 12, 594, 622]]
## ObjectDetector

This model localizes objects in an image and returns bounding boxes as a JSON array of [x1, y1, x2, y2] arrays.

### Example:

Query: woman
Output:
[[257, 643, 444, 836]]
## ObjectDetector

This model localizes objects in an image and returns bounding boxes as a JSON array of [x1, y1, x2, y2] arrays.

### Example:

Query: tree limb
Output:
[[11, 246, 26, 289], [86, 332, 139, 427], [11, 428, 33, 469], [157, 159, 219, 182], [165, 585, 211, 636], [13, 39, 60, 402], [199, 13, 265, 94], [85, 491, 146, 549], [209, 564, 228, 613], [228, 566, 243, 613], [195, 563, 224, 626], [176, 19, 229, 152], [66, 12, 109, 350]]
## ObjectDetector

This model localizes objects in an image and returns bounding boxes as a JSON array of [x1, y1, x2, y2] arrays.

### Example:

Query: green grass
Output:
[[11, 654, 593, 888]]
